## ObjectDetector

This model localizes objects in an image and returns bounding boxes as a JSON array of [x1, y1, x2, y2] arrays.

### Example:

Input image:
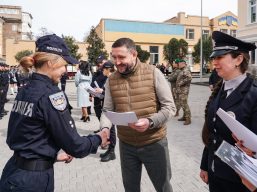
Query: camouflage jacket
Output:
[[168, 68, 180, 87], [176, 67, 192, 95]]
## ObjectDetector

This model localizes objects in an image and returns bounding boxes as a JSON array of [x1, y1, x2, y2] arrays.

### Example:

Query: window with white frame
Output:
[[202, 30, 209, 40], [220, 29, 228, 34], [250, 49, 256, 64], [250, 0, 256, 23], [186, 29, 194, 39], [230, 30, 237, 37], [149, 46, 159, 64]]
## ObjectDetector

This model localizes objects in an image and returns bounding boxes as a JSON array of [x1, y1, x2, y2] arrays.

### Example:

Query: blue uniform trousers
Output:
[[0, 156, 54, 192]]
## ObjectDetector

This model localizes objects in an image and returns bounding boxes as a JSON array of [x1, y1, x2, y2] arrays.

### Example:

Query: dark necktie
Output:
[[220, 88, 228, 100]]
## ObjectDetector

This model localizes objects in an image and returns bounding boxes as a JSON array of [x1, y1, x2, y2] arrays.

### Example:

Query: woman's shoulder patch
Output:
[[49, 91, 67, 111]]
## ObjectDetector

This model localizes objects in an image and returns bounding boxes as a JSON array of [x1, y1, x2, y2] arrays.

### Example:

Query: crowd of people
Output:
[[0, 31, 257, 192]]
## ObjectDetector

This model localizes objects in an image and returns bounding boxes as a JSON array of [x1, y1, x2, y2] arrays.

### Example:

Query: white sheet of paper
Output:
[[216, 108, 257, 158], [103, 111, 138, 126], [85, 86, 104, 99]]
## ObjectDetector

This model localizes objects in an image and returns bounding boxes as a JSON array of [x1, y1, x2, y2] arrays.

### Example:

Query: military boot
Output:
[[178, 117, 185, 121], [100, 148, 116, 162], [184, 118, 191, 125]]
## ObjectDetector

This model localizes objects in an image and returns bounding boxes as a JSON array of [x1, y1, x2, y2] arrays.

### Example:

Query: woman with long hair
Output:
[[75, 60, 92, 122], [200, 31, 257, 192]]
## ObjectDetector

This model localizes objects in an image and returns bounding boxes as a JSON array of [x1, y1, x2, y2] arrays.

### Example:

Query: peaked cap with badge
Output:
[[102, 61, 114, 69], [36, 34, 79, 65], [210, 31, 257, 58]]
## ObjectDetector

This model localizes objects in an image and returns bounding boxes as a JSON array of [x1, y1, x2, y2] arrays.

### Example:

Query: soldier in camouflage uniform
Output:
[[168, 59, 180, 116], [176, 59, 192, 125]]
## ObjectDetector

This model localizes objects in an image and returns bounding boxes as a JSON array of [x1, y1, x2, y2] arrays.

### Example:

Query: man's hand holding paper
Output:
[[129, 118, 150, 132]]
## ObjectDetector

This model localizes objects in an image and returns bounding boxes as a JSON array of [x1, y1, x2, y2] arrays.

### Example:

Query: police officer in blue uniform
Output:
[[200, 31, 257, 192], [0, 63, 9, 119], [0, 34, 109, 192], [94, 61, 117, 162]]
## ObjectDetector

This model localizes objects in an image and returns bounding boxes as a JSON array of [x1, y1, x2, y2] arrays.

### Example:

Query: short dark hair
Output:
[[112, 38, 136, 51]]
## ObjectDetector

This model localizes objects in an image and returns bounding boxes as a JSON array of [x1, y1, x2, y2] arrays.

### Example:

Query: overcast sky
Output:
[[1, 0, 237, 41]]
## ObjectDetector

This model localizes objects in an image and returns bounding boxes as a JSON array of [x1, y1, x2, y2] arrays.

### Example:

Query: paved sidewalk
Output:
[[0, 81, 210, 192]]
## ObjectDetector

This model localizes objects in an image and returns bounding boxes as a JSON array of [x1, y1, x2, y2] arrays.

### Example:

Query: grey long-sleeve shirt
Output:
[[100, 68, 176, 129]]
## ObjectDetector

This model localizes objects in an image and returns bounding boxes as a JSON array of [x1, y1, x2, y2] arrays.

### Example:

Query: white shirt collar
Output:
[[223, 73, 247, 91]]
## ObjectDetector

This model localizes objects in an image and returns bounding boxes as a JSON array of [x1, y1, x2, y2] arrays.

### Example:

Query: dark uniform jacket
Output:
[[200, 76, 257, 183], [7, 73, 101, 160]]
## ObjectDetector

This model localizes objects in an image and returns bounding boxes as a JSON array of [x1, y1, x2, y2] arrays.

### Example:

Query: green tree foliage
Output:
[[192, 36, 213, 64], [163, 38, 188, 64], [86, 26, 108, 65], [136, 45, 150, 63], [15, 50, 33, 62], [179, 39, 189, 58], [63, 35, 82, 61]]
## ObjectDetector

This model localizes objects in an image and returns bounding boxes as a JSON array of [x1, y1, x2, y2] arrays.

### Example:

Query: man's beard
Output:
[[119, 63, 135, 75]]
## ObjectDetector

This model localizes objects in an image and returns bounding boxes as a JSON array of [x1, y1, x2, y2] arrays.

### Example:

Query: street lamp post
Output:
[[200, 0, 203, 82]]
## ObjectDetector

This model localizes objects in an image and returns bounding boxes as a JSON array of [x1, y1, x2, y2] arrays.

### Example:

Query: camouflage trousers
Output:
[[178, 93, 191, 119], [171, 88, 180, 112]]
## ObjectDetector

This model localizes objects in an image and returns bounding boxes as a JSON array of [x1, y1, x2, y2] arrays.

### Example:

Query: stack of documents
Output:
[[216, 108, 257, 187], [216, 108, 257, 158], [85, 86, 104, 99], [215, 141, 257, 187]]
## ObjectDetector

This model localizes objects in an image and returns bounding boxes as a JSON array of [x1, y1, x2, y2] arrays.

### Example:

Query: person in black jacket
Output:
[[94, 61, 117, 162], [0, 34, 109, 192], [209, 68, 222, 91], [200, 31, 257, 192], [60, 72, 68, 92], [0, 63, 9, 118], [91, 55, 107, 133]]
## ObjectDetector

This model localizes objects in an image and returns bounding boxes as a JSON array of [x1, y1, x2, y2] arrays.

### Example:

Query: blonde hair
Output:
[[19, 52, 67, 70]]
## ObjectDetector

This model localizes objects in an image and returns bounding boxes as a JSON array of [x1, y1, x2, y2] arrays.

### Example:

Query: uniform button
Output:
[[213, 117, 216, 122], [71, 125, 74, 128], [214, 129, 216, 133], [69, 121, 72, 124], [213, 139, 216, 144]]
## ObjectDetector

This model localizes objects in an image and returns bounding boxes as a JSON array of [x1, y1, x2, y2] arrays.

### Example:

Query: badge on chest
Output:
[[49, 92, 67, 111]]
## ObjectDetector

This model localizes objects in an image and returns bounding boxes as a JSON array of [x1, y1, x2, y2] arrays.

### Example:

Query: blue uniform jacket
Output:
[[7, 73, 101, 160], [200, 76, 257, 183]]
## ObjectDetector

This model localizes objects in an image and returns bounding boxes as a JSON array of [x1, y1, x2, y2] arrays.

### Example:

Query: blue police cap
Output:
[[210, 31, 256, 58], [35, 34, 79, 64], [102, 61, 114, 69], [96, 55, 107, 63]]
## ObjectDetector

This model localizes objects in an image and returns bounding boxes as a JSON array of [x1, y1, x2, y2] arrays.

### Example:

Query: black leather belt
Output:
[[14, 154, 54, 171]]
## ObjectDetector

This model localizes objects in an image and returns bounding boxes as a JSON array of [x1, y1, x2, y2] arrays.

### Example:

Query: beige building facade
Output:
[[96, 12, 238, 69], [2, 9, 238, 68], [5, 38, 88, 65], [0, 5, 34, 61], [237, 0, 257, 72]]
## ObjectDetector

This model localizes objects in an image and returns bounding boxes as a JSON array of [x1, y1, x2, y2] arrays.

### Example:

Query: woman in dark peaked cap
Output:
[[200, 31, 257, 192]]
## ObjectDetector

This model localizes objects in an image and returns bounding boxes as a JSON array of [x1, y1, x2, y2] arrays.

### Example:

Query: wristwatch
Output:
[[147, 118, 154, 129]]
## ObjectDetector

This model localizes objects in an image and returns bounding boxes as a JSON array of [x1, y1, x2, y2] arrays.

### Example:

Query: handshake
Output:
[[97, 128, 110, 147]]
